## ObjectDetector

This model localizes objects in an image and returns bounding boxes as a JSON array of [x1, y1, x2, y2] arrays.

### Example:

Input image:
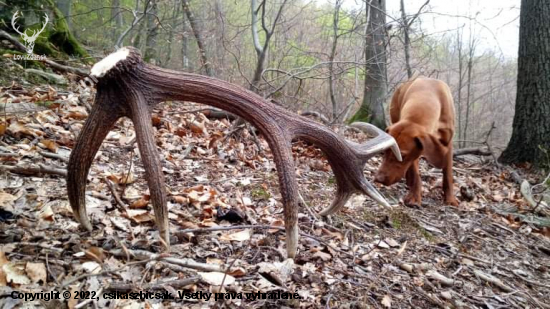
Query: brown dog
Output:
[[375, 77, 459, 207]]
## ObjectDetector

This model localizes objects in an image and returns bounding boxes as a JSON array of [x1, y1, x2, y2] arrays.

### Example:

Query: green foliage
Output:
[[348, 105, 385, 128], [251, 187, 271, 200], [45, 0, 89, 60], [0, 0, 88, 60]]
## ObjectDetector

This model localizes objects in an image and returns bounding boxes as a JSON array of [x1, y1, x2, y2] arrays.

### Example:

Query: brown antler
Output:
[[67, 47, 400, 258]]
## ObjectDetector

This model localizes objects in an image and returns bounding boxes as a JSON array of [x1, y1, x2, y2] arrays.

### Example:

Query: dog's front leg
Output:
[[442, 145, 459, 206], [404, 159, 422, 206]]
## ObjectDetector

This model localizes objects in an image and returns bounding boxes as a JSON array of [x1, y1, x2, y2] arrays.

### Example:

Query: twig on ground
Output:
[[0, 164, 67, 176], [103, 177, 128, 210]]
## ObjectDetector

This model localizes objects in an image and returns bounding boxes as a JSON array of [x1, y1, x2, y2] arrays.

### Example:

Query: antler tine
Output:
[[350, 122, 402, 161], [11, 11, 24, 36]]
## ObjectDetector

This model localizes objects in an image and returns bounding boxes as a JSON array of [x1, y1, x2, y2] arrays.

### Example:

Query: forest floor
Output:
[[1, 70, 549, 309]]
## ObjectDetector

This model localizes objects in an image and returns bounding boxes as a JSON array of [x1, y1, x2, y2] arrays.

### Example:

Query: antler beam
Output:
[[67, 47, 400, 258]]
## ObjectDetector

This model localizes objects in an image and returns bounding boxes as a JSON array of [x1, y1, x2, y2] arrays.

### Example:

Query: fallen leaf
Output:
[[81, 261, 102, 273], [41, 139, 59, 153], [3, 263, 31, 284], [130, 195, 150, 209], [0, 251, 8, 286], [198, 272, 235, 286], [220, 229, 251, 242], [126, 209, 154, 223], [312, 251, 332, 261], [381, 294, 392, 308], [25, 262, 47, 284]]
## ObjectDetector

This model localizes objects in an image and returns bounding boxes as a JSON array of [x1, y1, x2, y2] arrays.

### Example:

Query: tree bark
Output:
[[111, 0, 124, 42], [56, 0, 72, 30], [250, 0, 287, 92], [500, 0, 550, 167], [144, 0, 158, 64], [182, 0, 214, 76], [349, 0, 387, 129], [329, 0, 342, 121], [456, 28, 464, 143], [400, 0, 412, 78]]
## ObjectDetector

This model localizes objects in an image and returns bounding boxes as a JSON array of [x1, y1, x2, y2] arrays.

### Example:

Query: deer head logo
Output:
[[11, 11, 49, 55]]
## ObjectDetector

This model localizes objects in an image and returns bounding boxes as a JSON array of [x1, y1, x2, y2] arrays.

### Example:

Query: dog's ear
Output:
[[414, 132, 450, 168]]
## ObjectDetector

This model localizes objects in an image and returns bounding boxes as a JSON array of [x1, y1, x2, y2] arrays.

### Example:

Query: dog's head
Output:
[[375, 121, 452, 186]]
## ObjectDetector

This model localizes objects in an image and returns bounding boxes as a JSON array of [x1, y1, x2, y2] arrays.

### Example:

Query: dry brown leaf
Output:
[[173, 196, 188, 204], [41, 139, 59, 153], [38, 203, 55, 221], [3, 263, 31, 284], [126, 209, 154, 223], [189, 121, 206, 134], [67, 285, 79, 309], [220, 229, 251, 242], [130, 195, 150, 209], [7, 121, 44, 137], [0, 192, 16, 209], [381, 295, 392, 308], [198, 272, 235, 286], [0, 251, 8, 286], [85, 247, 106, 263], [25, 262, 47, 284], [312, 251, 332, 262]]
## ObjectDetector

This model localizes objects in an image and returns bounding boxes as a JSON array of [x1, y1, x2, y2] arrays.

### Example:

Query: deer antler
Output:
[[11, 11, 24, 36], [68, 47, 400, 258]]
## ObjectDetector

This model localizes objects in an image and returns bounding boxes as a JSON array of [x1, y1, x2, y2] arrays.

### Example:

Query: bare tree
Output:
[[328, 0, 343, 121], [111, 0, 124, 41], [182, 0, 214, 76], [144, 0, 158, 63], [349, 0, 387, 128], [250, 0, 288, 92]]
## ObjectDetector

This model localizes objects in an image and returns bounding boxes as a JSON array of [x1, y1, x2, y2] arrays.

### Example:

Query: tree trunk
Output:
[[456, 28, 463, 143], [250, 0, 287, 92], [182, 0, 214, 76], [348, 0, 387, 129], [463, 44, 474, 148], [111, 0, 124, 42], [144, 0, 158, 64], [500, 0, 550, 167], [56, 0, 72, 30], [328, 0, 342, 121], [165, 0, 181, 66], [400, 0, 412, 78], [181, 15, 192, 71]]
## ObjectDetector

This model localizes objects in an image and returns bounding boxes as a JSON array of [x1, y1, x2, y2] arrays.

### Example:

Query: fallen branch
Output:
[[427, 270, 460, 286], [473, 269, 513, 292], [453, 147, 492, 157], [39, 151, 69, 163], [103, 177, 128, 211], [109, 248, 229, 272], [0, 163, 66, 177], [106, 277, 200, 292]]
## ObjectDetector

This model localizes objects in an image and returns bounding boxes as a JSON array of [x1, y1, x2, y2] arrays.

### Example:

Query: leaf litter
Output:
[[0, 81, 549, 308]]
